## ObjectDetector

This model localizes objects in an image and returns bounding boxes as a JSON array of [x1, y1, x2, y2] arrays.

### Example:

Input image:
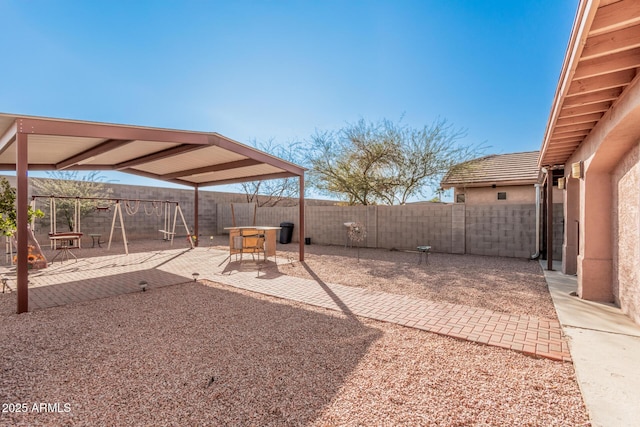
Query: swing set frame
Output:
[[31, 195, 194, 255]]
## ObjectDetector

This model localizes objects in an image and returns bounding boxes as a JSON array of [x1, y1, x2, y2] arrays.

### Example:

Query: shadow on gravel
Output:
[[0, 282, 382, 426]]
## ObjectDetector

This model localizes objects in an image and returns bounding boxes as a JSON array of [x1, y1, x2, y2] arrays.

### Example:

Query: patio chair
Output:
[[239, 229, 266, 262]]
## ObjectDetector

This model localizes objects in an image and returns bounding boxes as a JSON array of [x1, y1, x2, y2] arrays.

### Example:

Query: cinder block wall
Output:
[[464, 204, 537, 258], [15, 175, 564, 259], [305, 205, 373, 247], [377, 204, 452, 252]]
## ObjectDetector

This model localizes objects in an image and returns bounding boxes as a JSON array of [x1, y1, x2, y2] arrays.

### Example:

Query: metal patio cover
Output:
[[0, 112, 306, 314], [0, 113, 304, 186]]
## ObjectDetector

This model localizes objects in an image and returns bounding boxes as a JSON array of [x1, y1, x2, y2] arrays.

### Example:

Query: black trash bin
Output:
[[279, 222, 294, 244]]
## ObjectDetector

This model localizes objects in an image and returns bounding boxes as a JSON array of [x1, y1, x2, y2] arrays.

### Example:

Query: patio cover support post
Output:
[[546, 171, 554, 271], [194, 186, 199, 247], [16, 130, 29, 313], [299, 175, 304, 262]]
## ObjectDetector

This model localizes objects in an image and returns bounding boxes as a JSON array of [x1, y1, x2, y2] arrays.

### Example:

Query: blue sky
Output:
[[0, 0, 578, 199]]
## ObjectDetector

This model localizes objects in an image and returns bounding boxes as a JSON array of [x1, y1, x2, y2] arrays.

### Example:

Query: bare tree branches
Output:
[[307, 118, 483, 205], [239, 139, 304, 207]]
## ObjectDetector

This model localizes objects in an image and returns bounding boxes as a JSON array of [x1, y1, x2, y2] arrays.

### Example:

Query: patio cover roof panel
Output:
[[0, 135, 107, 165], [133, 145, 250, 176], [83, 140, 183, 166], [0, 112, 305, 187]]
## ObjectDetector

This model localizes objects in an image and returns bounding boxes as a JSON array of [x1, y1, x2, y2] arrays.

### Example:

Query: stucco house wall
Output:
[[454, 185, 534, 204], [454, 185, 562, 205], [612, 143, 640, 325]]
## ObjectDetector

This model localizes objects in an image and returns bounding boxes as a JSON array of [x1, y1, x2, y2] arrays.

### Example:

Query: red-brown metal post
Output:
[[299, 175, 305, 262], [194, 185, 199, 247], [16, 129, 29, 313]]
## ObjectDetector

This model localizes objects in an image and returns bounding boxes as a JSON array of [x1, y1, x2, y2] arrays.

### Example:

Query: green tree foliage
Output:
[[0, 177, 44, 236], [31, 171, 113, 231], [307, 118, 483, 205], [239, 139, 305, 207]]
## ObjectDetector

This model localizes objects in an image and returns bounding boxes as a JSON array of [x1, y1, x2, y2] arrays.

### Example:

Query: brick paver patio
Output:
[[1, 244, 571, 362]]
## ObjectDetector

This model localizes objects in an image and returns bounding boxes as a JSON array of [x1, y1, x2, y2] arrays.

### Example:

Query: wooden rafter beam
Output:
[[574, 47, 640, 79], [545, 146, 580, 154], [56, 139, 134, 170], [160, 158, 263, 180], [562, 87, 623, 107], [552, 122, 597, 134], [556, 112, 604, 127], [590, 0, 640, 37], [567, 68, 636, 97], [582, 24, 640, 61], [549, 136, 587, 145], [560, 101, 612, 117], [115, 144, 206, 170]]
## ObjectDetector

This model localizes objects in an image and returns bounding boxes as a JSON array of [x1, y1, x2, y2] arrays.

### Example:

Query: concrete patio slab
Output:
[[543, 262, 640, 427]]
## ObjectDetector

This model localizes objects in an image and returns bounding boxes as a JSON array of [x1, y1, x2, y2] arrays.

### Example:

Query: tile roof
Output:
[[441, 151, 540, 188]]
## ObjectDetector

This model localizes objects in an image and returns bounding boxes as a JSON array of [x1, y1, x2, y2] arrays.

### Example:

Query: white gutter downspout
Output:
[[531, 181, 543, 259]]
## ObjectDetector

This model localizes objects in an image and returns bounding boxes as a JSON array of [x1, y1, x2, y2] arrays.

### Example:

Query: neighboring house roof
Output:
[[441, 151, 540, 189]]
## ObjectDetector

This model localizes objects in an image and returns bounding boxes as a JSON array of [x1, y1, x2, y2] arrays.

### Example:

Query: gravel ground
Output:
[[267, 243, 557, 320], [1, 280, 589, 426], [1, 239, 589, 425]]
